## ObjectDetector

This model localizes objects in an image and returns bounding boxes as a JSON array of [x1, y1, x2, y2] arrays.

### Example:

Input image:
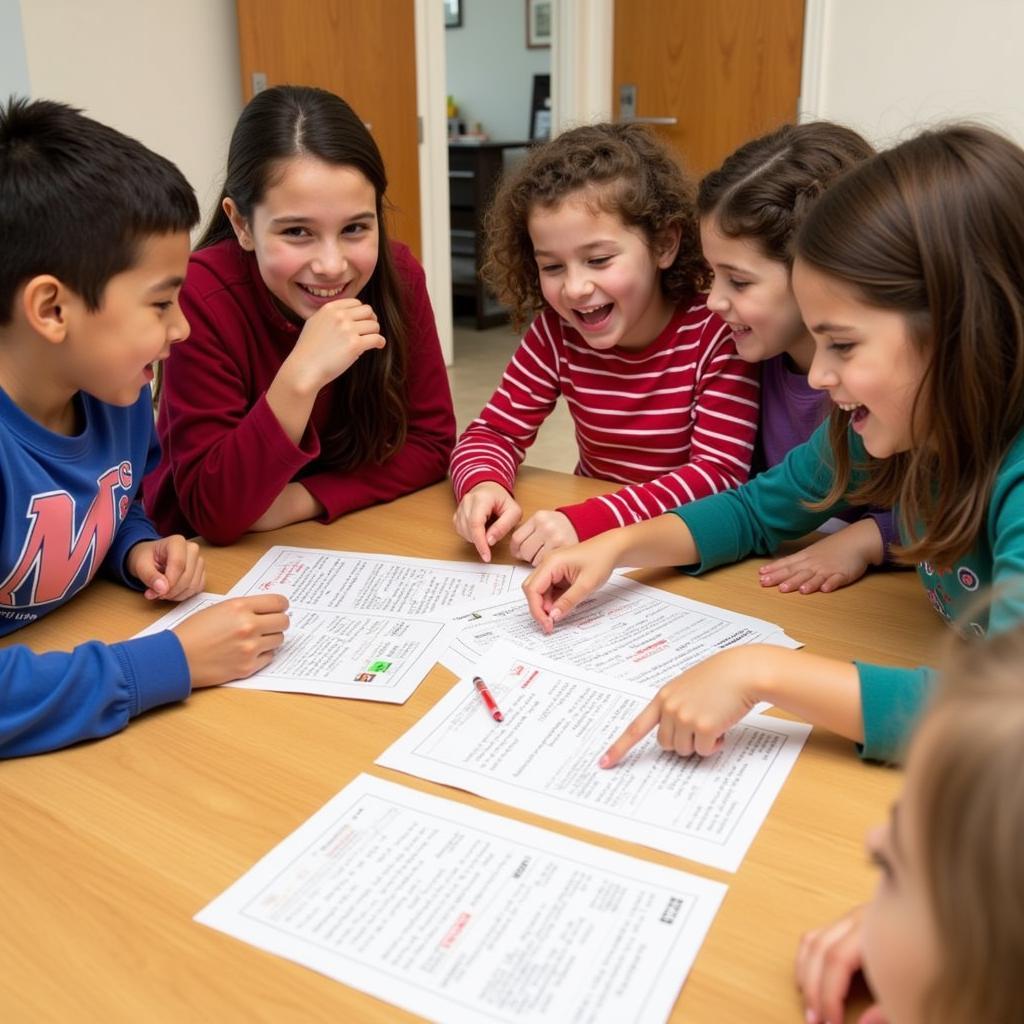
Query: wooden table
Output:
[[0, 468, 945, 1022]]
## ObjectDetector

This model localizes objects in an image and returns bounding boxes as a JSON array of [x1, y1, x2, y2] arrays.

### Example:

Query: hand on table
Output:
[[510, 509, 579, 566], [453, 481, 522, 562], [127, 535, 205, 601]]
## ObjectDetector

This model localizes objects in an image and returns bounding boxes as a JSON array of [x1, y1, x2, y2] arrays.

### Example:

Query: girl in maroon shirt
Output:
[[145, 86, 455, 544]]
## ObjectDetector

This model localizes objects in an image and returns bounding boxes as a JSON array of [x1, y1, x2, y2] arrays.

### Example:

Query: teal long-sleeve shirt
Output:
[[668, 423, 1024, 762]]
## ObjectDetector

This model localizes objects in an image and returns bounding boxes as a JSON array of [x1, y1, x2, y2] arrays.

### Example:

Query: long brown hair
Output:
[[911, 623, 1024, 1022], [794, 125, 1024, 567], [482, 121, 707, 330], [198, 85, 408, 468], [697, 121, 875, 262]]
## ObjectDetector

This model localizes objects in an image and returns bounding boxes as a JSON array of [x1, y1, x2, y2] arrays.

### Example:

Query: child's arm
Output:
[[758, 516, 885, 594], [296, 251, 456, 522], [0, 596, 289, 759], [450, 312, 562, 560]]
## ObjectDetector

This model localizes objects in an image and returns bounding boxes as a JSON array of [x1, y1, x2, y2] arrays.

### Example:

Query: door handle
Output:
[[619, 116, 678, 125]]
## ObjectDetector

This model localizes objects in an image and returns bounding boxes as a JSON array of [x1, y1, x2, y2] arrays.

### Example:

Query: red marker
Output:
[[473, 675, 504, 722]]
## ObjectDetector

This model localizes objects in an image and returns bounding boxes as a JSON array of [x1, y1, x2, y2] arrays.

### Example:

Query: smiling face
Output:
[[527, 192, 679, 351], [700, 216, 813, 369], [61, 231, 191, 406], [861, 726, 943, 1024], [793, 259, 929, 458], [226, 155, 380, 321]]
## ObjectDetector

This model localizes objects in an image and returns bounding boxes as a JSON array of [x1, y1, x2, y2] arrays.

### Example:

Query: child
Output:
[[795, 624, 1024, 1024], [450, 122, 760, 565], [0, 98, 289, 758], [523, 125, 1024, 765], [144, 86, 455, 545], [699, 122, 894, 595]]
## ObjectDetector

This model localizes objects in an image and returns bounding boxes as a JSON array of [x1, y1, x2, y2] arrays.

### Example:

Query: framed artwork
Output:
[[444, 0, 462, 29], [526, 0, 551, 48]]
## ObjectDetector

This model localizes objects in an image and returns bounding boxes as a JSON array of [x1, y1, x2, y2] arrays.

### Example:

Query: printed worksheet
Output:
[[136, 592, 454, 703], [378, 641, 810, 871], [442, 576, 800, 688], [227, 546, 531, 617], [196, 774, 726, 1024]]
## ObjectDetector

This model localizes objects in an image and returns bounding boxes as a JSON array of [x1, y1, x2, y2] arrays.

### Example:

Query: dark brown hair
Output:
[[697, 121, 875, 263], [482, 122, 707, 329], [794, 125, 1024, 567], [198, 85, 408, 469], [910, 622, 1024, 1023]]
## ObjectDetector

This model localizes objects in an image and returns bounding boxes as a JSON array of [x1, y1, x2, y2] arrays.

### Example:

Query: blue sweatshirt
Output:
[[0, 385, 190, 757], [670, 423, 1024, 762]]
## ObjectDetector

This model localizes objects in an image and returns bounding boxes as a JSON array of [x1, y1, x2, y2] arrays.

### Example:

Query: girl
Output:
[[523, 125, 1024, 765], [795, 624, 1024, 1024], [450, 122, 760, 565], [144, 86, 456, 545], [699, 122, 893, 595]]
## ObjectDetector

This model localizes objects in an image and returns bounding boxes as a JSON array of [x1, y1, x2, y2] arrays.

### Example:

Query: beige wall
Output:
[[19, 0, 243, 226], [804, 0, 1024, 146]]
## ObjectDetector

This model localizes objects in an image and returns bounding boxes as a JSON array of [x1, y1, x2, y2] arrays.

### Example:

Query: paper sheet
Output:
[[441, 576, 800, 688], [378, 641, 810, 871], [226, 545, 531, 616], [196, 774, 726, 1024], [135, 590, 454, 704]]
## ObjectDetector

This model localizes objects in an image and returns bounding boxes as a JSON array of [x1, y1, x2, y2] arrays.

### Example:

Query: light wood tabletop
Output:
[[0, 468, 946, 1023]]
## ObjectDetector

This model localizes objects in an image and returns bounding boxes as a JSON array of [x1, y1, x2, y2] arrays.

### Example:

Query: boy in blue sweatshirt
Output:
[[0, 98, 289, 757]]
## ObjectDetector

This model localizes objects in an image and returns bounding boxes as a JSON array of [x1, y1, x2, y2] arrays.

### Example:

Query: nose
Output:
[[167, 302, 190, 346], [706, 275, 729, 314], [807, 347, 837, 392], [563, 263, 594, 303], [311, 241, 347, 278]]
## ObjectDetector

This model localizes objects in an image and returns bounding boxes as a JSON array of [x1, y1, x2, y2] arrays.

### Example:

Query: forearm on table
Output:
[[751, 646, 864, 743], [601, 513, 701, 568]]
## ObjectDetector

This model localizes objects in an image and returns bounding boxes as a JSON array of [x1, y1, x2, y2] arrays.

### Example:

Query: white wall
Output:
[[17, 0, 242, 225], [803, 0, 1024, 147], [0, 0, 30, 100], [445, 0, 551, 141]]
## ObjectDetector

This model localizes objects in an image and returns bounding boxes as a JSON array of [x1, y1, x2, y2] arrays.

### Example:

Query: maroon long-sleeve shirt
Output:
[[144, 239, 455, 545]]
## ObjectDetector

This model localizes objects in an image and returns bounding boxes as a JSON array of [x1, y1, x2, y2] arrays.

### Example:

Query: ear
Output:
[[655, 223, 682, 269], [20, 275, 70, 344], [223, 197, 255, 251]]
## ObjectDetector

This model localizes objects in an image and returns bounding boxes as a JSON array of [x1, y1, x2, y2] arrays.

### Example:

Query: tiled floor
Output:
[[447, 320, 577, 474]]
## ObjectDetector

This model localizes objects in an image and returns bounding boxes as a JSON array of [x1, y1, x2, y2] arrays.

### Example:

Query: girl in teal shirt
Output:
[[523, 125, 1024, 764]]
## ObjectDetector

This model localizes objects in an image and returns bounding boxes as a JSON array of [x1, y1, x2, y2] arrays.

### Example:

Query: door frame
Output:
[[416, 0, 612, 363]]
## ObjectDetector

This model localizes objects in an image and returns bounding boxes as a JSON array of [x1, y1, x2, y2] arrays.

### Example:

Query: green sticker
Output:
[[367, 660, 392, 673]]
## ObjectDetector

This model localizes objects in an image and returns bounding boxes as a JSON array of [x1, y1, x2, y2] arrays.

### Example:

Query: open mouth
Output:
[[574, 303, 613, 328], [298, 283, 347, 299], [728, 322, 752, 338], [836, 401, 868, 425]]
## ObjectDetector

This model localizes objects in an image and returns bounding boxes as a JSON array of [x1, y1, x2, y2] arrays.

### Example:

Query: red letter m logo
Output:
[[0, 461, 131, 607]]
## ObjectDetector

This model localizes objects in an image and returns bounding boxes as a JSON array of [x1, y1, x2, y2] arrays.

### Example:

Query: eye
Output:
[[281, 226, 310, 238], [728, 278, 750, 291], [153, 301, 174, 312], [538, 263, 563, 274], [343, 222, 370, 236], [829, 341, 856, 355], [588, 256, 612, 267]]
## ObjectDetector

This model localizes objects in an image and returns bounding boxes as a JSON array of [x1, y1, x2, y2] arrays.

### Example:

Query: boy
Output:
[[0, 98, 289, 757]]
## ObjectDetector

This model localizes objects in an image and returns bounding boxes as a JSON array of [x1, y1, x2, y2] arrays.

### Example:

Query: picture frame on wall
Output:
[[526, 0, 551, 48], [444, 0, 462, 29]]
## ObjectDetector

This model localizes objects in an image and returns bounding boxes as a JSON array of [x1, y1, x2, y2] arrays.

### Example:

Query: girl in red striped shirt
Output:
[[450, 123, 760, 565]]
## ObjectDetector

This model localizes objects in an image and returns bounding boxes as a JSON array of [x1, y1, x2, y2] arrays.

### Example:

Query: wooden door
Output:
[[236, 0, 421, 258], [613, 0, 804, 176]]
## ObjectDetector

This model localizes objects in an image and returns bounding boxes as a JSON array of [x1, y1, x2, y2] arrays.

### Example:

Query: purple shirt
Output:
[[758, 354, 898, 555]]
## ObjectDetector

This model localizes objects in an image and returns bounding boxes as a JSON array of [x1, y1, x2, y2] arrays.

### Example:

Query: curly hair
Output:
[[482, 122, 707, 329], [697, 121, 875, 263]]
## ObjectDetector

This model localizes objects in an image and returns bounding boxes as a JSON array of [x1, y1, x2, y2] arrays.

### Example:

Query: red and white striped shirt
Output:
[[450, 300, 761, 540]]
